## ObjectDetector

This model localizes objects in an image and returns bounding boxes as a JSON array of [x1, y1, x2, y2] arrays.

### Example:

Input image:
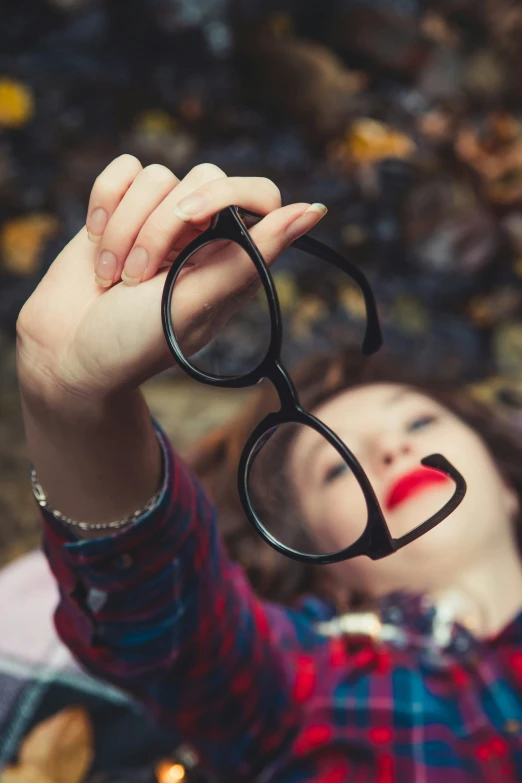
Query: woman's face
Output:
[[287, 383, 520, 598]]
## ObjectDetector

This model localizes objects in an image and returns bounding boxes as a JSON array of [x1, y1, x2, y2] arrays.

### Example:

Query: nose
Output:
[[381, 443, 412, 465], [371, 431, 414, 470]]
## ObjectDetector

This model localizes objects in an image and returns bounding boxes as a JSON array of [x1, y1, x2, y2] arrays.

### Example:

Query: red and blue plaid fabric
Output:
[[40, 418, 522, 782]]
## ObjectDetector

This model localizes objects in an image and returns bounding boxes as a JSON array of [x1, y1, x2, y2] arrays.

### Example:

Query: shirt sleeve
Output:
[[40, 416, 308, 781]]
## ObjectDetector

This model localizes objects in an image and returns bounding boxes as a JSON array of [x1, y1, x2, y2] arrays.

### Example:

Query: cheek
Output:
[[417, 430, 510, 545], [415, 424, 495, 499], [311, 480, 369, 549], [438, 430, 502, 498]]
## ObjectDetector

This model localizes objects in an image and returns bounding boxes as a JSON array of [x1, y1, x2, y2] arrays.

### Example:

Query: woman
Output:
[[15, 155, 522, 781]]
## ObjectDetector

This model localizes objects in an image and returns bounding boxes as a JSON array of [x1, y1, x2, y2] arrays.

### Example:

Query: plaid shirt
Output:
[[40, 418, 522, 782]]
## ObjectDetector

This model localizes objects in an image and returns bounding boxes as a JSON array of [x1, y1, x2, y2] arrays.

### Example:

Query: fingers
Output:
[[123, 163, 228, 285], [171, 175, 283, 223], [121, 172, 283, 286], [179, 202, 328, 311], [166, 201, 328, 359], [93, 162, 180, 287], [89, 161, 227, 288], [86, 154, 143, 242], [86, 156, 324, 294]]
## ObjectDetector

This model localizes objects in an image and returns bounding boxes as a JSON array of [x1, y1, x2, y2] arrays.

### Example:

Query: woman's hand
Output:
[[16, 155, 326, 405]]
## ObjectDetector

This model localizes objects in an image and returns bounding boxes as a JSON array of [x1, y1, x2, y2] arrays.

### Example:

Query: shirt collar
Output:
[[306, 589, 522, 649]]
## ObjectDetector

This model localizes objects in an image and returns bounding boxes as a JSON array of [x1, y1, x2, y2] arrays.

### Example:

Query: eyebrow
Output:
[[302, 387, 414, 477], [386, 387, 411, 405]]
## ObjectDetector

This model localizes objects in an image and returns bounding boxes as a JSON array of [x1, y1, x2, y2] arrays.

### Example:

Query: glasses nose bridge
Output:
[[265, 360, 299, 412]]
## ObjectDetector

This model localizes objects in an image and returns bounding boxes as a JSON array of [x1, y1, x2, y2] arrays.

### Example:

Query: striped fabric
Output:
[[40, 418, 522, 782]]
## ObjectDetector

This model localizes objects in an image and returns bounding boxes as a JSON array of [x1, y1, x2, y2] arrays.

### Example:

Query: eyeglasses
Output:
[[161, 205, 467, 564]]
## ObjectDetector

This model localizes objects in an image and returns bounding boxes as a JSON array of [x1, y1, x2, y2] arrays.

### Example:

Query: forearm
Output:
[[19, 376, 162, 539], [29, 388, 304, 779]]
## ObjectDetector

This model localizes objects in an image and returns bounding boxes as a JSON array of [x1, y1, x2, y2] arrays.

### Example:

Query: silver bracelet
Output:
[[30, 430, 167, 532]]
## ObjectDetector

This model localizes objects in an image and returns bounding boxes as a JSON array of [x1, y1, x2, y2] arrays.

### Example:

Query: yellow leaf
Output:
[[0, 78, 34, 128], [133, 109, 178, 135], [272, 270, 298, 313], [0, 214, 59, 276], [18, 707, 93, 783], [0, 766, 53, 783], [339, 285, 366, 321], [467, 376, 502, 406], [392, 294, 429, 334], [292, 296, 328, 338], [349, 118, 416, 163]]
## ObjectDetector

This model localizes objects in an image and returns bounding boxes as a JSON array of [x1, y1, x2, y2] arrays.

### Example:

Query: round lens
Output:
[[247, 422, 369, 557], [167, 239, 272, 379]]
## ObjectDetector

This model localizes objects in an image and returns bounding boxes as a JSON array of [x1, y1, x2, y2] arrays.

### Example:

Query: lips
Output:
[[385, 467, 450, 511]]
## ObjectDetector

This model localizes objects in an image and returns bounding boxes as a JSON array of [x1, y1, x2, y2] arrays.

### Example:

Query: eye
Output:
[[323, 461, 351, 484], [408, 414, 437, 432]]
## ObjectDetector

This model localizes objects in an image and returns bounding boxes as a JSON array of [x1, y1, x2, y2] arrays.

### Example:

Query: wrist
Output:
[[17, 348, 133, 423], [20, 380, 162, 531]]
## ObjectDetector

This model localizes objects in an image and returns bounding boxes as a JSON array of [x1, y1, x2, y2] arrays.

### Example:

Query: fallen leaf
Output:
[[348, 118, 416, 164], [0, 78, 34, 128], [292, 296, 328, 338], [0, 214, 59, 276], [493, 322, 522, 375], [272, 270, 298, 313], [18, 707, 93, 783], [0, 766, 53, 783]]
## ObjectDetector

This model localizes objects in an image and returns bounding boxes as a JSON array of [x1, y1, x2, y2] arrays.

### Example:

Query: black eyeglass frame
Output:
[[161, 205, 467, 564]]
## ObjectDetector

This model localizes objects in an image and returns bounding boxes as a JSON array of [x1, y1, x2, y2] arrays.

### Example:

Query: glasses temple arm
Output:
[[237, 207, 382, 355], [391, 454, 467, 552], [293, 235, 382, 355]]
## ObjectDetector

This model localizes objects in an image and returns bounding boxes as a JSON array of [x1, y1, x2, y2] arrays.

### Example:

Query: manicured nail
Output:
[[286, 203, 328, 238], [303, 203, 328, 218], [121, 246, 148, 286], [87, 208, 108, 242], [173, 192, 207, 220], [94, 249, 116, 287]]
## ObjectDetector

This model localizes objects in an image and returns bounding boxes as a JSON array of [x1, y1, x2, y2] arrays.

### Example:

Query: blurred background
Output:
[[2, 0, 522, 780]]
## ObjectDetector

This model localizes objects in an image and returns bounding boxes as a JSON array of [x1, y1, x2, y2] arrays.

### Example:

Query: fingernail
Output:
[[95, 249, 116, 287], [303, 203, 328, 217], [173, 192, 207, 220], [121, 246, 148, 286], [87, 208, 108, 242], [286, 203, 328, 238]]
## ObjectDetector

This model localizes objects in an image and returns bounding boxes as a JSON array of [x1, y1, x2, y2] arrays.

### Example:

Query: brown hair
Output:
[[184, 346, 522, 607]]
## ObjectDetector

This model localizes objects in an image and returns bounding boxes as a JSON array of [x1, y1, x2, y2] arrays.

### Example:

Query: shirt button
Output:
[[504, 720, 521, 735], [388, 608, 403, 624], [113, 552, 134, 570]]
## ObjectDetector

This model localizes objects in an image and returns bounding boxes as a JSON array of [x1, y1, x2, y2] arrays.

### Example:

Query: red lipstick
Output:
[[385, 467, 449, 511]]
